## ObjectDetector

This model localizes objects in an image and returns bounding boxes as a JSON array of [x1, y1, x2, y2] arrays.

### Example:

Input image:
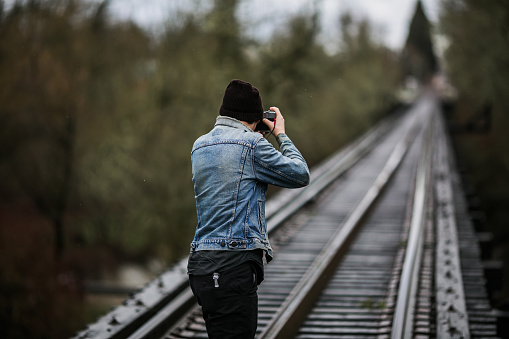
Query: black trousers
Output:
[[189, 261, 258, 339]]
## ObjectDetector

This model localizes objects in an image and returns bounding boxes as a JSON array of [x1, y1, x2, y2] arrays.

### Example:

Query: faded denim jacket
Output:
[[190, 116, 310, 262]]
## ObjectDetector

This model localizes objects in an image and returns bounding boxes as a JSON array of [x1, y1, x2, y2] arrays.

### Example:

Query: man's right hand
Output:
[[263, 106, 285, 136]]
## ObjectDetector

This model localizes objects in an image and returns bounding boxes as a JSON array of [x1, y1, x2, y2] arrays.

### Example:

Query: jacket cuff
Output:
[[275, 133, 290, 146]]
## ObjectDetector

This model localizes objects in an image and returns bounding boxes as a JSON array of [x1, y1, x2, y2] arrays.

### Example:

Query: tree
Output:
[[440, 0, 509, 306], [0, 1, 82, 258], [205, 0, 245, 68], [401, 0, 438, 83]]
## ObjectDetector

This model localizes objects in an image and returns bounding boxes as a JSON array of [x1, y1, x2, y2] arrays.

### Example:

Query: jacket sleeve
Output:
[[253, 133, 310, 188]]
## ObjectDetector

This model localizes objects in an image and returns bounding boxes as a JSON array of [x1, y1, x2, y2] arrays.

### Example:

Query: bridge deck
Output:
[[74, 95, 500, 339]]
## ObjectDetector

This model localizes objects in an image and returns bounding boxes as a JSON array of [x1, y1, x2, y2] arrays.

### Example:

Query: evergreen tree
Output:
[[402, 0, 438, 82], [205, 0, 245, 68]]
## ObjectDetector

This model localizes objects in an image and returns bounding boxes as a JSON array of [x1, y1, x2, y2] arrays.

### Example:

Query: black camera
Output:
[[255, 110, 276, 132]]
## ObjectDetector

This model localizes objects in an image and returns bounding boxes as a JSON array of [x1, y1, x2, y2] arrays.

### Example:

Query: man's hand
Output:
[[262, 106, 285, 136]]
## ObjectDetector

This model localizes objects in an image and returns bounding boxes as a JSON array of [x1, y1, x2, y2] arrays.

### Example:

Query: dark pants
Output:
[[189, 262, 258, 339]]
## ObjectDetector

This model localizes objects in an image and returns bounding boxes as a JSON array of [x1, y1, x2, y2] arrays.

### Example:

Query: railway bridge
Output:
[[75, 93, 504, 338]]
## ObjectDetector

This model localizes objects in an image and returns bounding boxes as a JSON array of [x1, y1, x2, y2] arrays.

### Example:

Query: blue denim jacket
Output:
[[190, 116, 310, 261]]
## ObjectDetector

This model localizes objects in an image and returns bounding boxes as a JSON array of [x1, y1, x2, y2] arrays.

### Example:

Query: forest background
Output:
[[0, 0, 508, 338]]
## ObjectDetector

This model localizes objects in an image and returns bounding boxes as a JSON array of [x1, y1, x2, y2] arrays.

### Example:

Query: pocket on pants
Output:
[[228, 262, 257, 295]]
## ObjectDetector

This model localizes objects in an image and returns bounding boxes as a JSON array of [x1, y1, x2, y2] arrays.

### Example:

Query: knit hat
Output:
[[219, 79, 264, 122]]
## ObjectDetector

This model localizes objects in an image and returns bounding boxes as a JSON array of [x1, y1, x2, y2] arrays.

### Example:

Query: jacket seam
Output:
[[229, 145, 249, 235], [192, 139, 256, 153], [254, 157, 308, 186]]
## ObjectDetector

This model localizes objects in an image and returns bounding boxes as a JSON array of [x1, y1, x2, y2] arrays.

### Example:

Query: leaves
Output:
[[0, 0, 401, 270], [439, 0, 509, 306]]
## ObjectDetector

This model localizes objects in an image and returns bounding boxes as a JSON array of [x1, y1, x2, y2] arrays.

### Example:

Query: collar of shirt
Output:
[[215, 116, 255, 133]]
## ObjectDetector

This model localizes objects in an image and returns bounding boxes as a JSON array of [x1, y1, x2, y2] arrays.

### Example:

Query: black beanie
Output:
[[219, 79, 264, 122]]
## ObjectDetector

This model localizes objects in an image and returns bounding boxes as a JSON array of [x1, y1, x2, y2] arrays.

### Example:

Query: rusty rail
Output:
[[391, 101, 434, 338]]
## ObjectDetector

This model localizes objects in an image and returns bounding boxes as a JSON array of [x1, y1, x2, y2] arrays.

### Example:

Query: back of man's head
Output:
[[219, 79, 264, 123]]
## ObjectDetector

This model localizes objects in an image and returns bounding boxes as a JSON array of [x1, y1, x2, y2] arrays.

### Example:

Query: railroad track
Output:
[[75, 94, 498, 339]]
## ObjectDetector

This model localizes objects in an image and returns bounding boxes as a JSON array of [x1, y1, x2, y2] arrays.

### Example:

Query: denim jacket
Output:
[[190, 116, 310, 261]]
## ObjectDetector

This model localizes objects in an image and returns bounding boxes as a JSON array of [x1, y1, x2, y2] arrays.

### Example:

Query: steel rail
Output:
[[126, 289, 195, 339], [433, 110, 470, 338], [265, 110, 398, 234], [390, 97, 472, 338], [259, 107, 424, 339], [390, 104, 435, 338], [73, 107, 406, 339]]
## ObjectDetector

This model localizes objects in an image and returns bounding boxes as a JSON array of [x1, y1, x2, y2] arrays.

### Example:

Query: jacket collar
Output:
[[215, 116, 254, 133]]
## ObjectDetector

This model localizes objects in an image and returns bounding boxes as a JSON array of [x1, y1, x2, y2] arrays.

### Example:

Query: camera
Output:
[[255, 110, 276, 132]]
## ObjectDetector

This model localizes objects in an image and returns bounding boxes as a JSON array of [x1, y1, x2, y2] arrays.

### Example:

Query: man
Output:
[[188, 79, 310, 338]]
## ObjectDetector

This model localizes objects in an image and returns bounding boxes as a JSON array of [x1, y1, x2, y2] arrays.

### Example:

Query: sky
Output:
[[104, 0, 441, 50], [3, 0, 441, 50]]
